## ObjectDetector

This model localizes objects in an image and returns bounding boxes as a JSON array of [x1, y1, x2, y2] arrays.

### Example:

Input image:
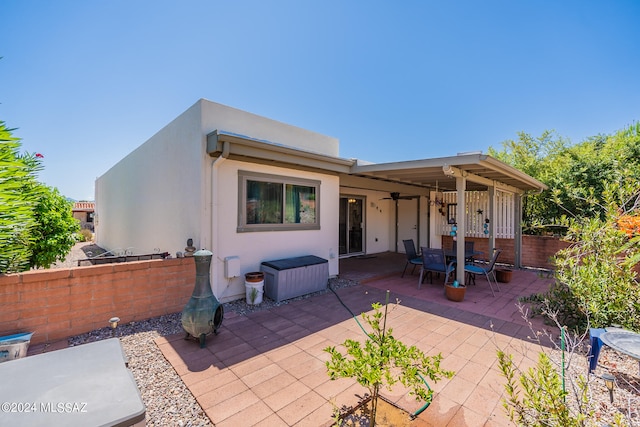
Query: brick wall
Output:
[[521, 235, 570, 270], [441, 235, 570, 270], [0, 258, 195, 345]]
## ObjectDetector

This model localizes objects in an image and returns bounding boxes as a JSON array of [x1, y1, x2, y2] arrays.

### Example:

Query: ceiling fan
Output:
[[380, 192, 420, 201]]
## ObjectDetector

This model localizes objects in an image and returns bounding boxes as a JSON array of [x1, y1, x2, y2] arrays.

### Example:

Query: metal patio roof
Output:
[[349, 154, 548, 194], [207, 130, 547, 194]]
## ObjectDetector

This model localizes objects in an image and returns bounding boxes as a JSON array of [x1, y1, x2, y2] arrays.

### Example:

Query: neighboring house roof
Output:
[[207, 130, 547, 194], [73, 201, 95, 212]]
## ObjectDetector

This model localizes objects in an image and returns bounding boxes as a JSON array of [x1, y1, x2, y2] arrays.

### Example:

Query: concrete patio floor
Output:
[[157, 252, 558, 426]]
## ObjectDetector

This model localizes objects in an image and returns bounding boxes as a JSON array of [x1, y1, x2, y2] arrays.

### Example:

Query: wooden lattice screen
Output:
[[436, 191, 515, 238]]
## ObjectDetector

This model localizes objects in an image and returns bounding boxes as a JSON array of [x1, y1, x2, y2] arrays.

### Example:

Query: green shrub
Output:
[[0, 122, 40, 272], [498, 350, 590, 426], [497, 312, 629, 426], [520, 281, 583, 328], [76, 228, 93, 242], [524, 182, 640, 333]]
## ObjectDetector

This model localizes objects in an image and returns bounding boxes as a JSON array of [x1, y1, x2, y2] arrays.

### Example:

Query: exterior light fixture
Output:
[[601, 373, 615, 403], [442, 164, 455, 176], [109, 316, 120, 337]]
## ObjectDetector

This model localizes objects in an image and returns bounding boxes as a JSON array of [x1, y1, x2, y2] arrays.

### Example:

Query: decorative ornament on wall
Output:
[[430, 181, 445, 209]]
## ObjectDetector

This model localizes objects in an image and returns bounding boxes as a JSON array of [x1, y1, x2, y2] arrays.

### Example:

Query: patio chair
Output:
[[464, 248, 502, 297], [418, 247, 455, 289], [401, 239, 422, 278]]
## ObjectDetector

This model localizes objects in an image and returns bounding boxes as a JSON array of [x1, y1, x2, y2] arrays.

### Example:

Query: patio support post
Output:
[[514, 193, 523, 269], [455, 175, 466, 285], [488, 185, 496, 252]]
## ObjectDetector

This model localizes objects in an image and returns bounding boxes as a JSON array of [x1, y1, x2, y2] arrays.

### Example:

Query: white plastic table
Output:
[[0, 338, 145, 426], [600, 330, 640, 375]]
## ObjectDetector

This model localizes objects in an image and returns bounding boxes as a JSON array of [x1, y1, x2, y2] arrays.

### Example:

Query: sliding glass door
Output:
[[339, 196, 364, 256]]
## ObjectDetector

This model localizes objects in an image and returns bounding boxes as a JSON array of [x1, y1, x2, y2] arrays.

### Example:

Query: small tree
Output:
[[324, 292, 454, 426], [29, 185, 79, 269]]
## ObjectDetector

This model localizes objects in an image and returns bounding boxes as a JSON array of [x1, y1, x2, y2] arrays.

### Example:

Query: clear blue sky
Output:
[[2, 1, 639, 201]]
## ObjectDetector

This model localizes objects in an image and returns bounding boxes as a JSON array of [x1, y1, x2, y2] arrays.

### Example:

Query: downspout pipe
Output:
[[209, 141, 229, 291]]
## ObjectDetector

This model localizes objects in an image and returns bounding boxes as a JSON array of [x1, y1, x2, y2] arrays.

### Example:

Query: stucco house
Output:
[[95, 99, 546, 302], [72, 201, 95, 231]]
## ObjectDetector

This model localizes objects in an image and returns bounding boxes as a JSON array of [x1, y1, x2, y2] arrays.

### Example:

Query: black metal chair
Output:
[[401, 239, 422, 277], [464, 248, 502, 296], [418, 247, 455, 289]]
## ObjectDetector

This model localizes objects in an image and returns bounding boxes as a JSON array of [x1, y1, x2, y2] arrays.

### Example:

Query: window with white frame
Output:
[[238, 171, 320, 232]]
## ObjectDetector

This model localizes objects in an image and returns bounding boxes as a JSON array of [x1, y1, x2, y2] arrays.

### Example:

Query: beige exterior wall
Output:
[[96, 99, 341, 302], [96, 100, 204, 256], [213, 160, 339, 302], [338, 188, 394, 254], [199, 100, 339, 157]]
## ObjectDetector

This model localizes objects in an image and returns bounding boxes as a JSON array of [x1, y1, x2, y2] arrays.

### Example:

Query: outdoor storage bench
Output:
[[260, 255, 329, 302]]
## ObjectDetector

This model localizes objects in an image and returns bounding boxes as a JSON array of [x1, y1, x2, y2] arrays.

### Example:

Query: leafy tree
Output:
[[0, 121, 79, 272], [29, 185, 79, 269], [489, 123, 640, 233], [488, 130, 570, 233]]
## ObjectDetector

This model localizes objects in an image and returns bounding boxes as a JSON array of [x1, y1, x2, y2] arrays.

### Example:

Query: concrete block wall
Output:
[[0, 258, 195, 345]]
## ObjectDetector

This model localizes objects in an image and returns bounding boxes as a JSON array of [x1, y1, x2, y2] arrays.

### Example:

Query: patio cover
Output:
[[208, 131, 545, 194], [349, 153, 546, 194], [349, 154, 547, 282], [207, 131, 548, 280]]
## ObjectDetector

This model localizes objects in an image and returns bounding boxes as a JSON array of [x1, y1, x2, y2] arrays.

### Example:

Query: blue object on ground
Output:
[[0, 332, 33, 343], [588, 328, 606, 373], [0, 332, 34, 363]]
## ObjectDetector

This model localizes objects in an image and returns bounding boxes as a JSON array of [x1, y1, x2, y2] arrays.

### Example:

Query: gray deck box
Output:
[[260, 255, 329, 302]]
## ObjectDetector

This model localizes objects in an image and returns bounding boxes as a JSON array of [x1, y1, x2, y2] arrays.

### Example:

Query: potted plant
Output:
[[244, 272, 264, 305], [495, 268, 513, 283], [444, 280, 466, 302]]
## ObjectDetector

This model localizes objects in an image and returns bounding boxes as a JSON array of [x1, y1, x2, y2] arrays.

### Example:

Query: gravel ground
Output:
[[51, 241, 108, 269], [70, 314, 211, 427], [513, 321, 640, 426], [60, 243, 638, 425]]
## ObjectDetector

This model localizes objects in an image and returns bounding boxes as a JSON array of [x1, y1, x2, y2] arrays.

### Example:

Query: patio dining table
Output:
[[444, 249, 483, 263]]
